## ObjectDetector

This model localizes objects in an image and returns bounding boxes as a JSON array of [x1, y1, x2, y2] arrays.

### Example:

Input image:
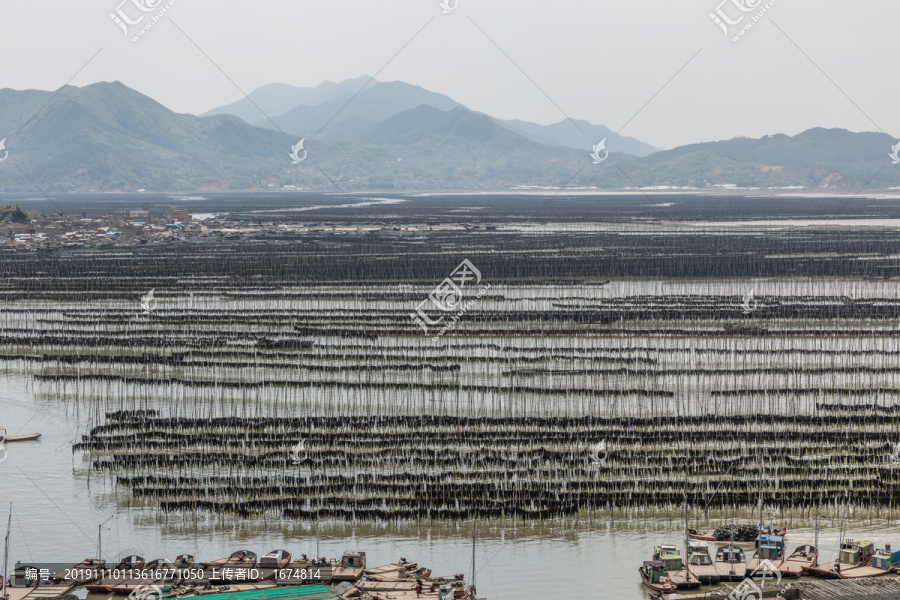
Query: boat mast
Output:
[[470, 520, 476, 593], [2, 503, 11, 600], [97, 515, 114, 562], [683, 502, 688, 564], [813, 507, 819, 568]]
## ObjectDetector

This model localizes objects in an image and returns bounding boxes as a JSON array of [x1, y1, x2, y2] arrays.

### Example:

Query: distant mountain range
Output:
[[201, 77, 657, 156], [0, 79, 898, 193]]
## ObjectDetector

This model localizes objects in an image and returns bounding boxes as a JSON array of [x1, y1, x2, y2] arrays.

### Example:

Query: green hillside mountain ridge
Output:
[[0, 81, 898, 192]]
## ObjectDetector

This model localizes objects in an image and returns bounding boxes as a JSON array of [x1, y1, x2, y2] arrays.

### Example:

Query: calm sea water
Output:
[[3, 375, 900, 599]]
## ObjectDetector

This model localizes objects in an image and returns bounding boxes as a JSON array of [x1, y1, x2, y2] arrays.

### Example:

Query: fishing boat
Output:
[[332, 552, 366, 582], [202, 550, 258, 569], [86, 555, 145, 593], [714, 544, 747, 582], [258, 550, 291, 569], [687, 525, 786, 542], [803, 539, 875, 578], [685, 540, 720, 584], [639, 561, 676, 594], [651, 545, 699, 590], [174, 555, 194, 568], [256, 550, 291, 581], [110, 559, 180, 595], [835, 543, 898, 579], [746, 534, 785, 576], [778, 544, 818, 577], [48, 559, 105, 584], [2, 433, 41, 442], [10, 564, 53, 587]]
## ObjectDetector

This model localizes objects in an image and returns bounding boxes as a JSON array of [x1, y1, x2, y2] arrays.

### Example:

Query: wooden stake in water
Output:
[[2, 503, 11, 600]]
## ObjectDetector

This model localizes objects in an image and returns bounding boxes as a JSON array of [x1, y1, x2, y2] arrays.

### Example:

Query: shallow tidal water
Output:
[[4, 375, 900, 600]]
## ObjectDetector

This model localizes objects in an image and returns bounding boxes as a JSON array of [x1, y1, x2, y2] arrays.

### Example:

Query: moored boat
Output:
[[714, 544, 747, 582], [778, 544, 818, 577], [85, 555, 145, 593], [258, 550, 291, 570], [4, 433, 41, 442], [174, 555, 194, 568], [256, 549, 292, 581], [332, 552, 366, 582], [651, 545, 699, 590], [803, 539, 875, 578], [685, 540, 720, 584], [202, 550, 258, 569], [746, 534, 785, 576], [687, 525, 786, 542], [49, 559, 105, 584], [639, 561, 676, 594], [110, 558, 182, 595], [837, 543, 898, 579]]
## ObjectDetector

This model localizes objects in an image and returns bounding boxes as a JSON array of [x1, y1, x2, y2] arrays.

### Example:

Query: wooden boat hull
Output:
[[50, 560, 105, 584], [837, 564, 890, 579], [5, 433, 41, 442], [639, 571, 675, 594], [779, 548, 818, 578], [803, 560, 867, 579], [688, 527, 787, 542]]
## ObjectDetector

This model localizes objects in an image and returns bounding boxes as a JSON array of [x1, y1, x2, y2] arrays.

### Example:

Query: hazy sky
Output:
[[1, 1, 896, 149]]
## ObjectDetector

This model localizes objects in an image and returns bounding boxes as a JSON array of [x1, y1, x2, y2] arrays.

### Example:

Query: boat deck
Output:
[[836, 565, 890, 579], [4, 586, 75, 600]]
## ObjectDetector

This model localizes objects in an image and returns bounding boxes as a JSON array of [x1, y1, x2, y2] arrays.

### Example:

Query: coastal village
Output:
[[0, 206, 476, 251]]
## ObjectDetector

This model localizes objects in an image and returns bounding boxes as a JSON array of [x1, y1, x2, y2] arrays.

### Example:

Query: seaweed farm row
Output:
[[2, 221, 900, 521], [1, 226, 900, 297], [70, 410, 900, 520]]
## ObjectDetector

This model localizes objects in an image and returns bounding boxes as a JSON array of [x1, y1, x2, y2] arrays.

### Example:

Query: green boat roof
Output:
[[196, 586, 338, 600]]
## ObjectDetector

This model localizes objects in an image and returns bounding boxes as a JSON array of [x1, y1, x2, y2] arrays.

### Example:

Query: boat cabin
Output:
[[872, 545, 900, 570], [115, 555, 144, 569], [340, 552, 366, 570], [259, 550, 291, 568], [144, 559, 179, 581], [755, 535, 785, 561], [687, 541, 713, 566], [652, 545, 683, 571], [174, 555, 194, 568], [10, 565, 51, 587], [716, 545, 746, 564], [840, 540, 875, 565], [640, 561, 670, 584]]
